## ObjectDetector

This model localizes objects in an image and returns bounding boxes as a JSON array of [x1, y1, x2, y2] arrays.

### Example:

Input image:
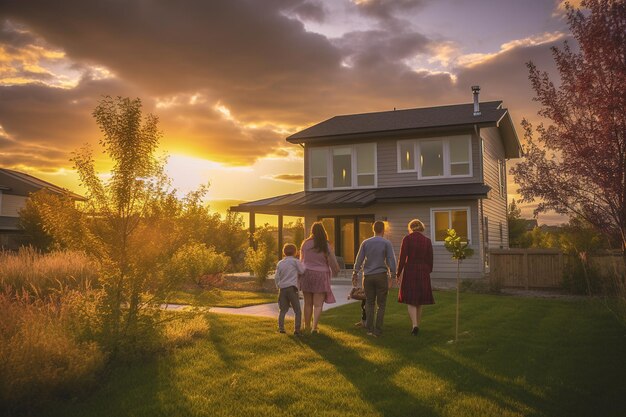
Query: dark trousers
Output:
[[278, 286, 302, 331], [364, 272, 389, 335], [361, 300, 366, 321]]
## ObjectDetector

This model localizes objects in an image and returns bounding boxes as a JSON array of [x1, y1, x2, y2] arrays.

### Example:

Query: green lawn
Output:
[[166, 288, 277, 307], [49, 290, 626, 417]]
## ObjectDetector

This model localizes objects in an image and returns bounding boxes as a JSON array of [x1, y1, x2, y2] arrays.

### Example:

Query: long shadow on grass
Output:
[[299, 331, 441, 417]]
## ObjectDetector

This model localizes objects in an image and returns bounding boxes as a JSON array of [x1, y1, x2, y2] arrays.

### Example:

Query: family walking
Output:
[[274, 219, 434, 337]]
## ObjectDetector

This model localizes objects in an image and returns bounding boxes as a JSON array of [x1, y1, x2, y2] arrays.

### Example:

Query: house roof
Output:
[[231, 184, 490, 214], [0, 168, 85, 200], [287, 100, 521, 158]]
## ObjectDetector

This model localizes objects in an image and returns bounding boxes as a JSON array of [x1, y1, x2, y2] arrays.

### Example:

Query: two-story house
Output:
[[0, 168, 85, 250], [232, 88, 521, 282]]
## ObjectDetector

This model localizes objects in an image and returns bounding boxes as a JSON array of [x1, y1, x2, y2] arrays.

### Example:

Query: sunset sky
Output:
[[0, 0, 580, 223]]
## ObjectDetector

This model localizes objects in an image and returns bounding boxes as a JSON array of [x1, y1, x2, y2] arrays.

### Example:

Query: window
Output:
[[397, 135, 472, 178], [450, 137, 471, 175], [498, 159, 507, 196], [308, 144, 377, 190], [333, 147, 352, 188], [398, 141, 416, 172], [483, 216, 489, 244], [499, 222, 503, 249], [356, 143, 376, 186], [420, 140, 444, 177], [310, 148, 328, 189], [431, 208, 470, 243]]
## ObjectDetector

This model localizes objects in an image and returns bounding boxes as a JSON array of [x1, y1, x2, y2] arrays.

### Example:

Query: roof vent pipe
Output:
[[472, 85, 481, 116]]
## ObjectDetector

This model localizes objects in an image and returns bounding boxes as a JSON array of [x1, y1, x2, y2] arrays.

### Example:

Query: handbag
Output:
[[348, 286, 366, 301]]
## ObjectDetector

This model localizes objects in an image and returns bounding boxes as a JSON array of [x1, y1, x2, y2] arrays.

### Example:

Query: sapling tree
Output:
[[444, 228, 475, 342]]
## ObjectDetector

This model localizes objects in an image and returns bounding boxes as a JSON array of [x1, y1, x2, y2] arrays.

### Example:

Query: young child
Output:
[[275, 243, 306, 334]]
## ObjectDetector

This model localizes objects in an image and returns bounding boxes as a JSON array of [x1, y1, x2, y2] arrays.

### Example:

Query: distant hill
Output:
[[207, 199, 245, 216]]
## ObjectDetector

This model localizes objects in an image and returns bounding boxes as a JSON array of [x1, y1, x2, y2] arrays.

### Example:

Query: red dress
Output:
[[397, 231, 435, 306]]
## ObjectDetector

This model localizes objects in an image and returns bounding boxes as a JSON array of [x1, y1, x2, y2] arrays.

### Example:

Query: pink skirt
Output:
[[300, 269, 336, 304]]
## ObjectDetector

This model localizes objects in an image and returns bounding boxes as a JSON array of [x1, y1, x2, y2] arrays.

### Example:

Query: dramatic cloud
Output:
[[0, 0, 576, 222], [269, 174, 305, 183]]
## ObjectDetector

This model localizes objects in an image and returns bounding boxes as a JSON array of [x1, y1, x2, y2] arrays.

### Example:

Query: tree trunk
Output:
[[455, 259, 460, 342]]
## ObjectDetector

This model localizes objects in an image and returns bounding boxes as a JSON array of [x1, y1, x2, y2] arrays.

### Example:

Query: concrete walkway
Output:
[[209, 284, 359, 318]]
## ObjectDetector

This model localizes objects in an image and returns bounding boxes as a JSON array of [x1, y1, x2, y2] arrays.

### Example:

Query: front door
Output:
[[319, 215, 374, 267]]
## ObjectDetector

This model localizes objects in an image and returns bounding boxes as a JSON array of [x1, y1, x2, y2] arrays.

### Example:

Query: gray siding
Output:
[[303, 200, 483, 280], [480, 127, 509, 252], [304, 130, 481, 190], [377, 133, 481, 187]]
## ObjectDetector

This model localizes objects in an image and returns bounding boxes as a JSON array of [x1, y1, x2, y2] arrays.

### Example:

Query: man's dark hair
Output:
[[373, 221, 385, 234]]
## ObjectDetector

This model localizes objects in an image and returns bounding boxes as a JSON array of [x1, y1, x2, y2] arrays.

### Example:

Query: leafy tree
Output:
[[70, 96, 178, 358], [444, 228, 474, 343], [213, 210, 248, 270], [507, 199, 529, 248], [511, 0, 626, 264]]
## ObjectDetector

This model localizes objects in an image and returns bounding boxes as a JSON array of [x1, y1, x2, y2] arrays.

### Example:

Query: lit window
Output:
[[333, 147, 352, 187], [432, 208, 469, 243], [398, 141, 415, 171]]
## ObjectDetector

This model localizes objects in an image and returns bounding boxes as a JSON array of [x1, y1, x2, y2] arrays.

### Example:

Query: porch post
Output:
[[277, 212, 284, 260], [249, 211, 256, 249]]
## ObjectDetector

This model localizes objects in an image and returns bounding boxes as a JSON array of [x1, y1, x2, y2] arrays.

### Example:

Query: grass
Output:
[[165, 287, 276, 307], [46, 290, 626, 417]]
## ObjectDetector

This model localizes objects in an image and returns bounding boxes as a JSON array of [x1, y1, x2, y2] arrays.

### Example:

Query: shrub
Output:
[[0, 248, 98, 298], [245, 243, 276, 284], [168, 243, 230, 286]]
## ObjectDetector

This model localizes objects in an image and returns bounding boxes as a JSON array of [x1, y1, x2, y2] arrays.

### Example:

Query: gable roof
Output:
[[287, 100, 521, 158], [0, 168, 85, 200]]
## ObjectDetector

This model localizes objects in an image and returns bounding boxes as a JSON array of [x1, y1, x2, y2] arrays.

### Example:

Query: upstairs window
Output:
[[309, 144, 377, 190], [450, 138, 471, 175], [356, 143, 376, 186], [398, 141, 416, 172], [420, 140, 444, 177], [498, 159, 506, 196], [332, 148, 352, 188], [398, 135, 472, 178], [311, 148, 328, 189]]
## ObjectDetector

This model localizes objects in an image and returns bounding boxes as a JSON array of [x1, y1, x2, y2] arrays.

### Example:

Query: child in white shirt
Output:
[[275, 243, 306, 334]]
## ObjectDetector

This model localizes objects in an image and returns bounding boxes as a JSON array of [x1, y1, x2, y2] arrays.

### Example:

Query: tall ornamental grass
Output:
[[0, 247, 98, 297]]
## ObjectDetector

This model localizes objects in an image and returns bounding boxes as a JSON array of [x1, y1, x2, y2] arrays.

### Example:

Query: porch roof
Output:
[[230, 184, 490, 214]]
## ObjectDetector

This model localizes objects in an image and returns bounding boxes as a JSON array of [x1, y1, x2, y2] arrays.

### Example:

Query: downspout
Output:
[[475, 123, 486, 276]]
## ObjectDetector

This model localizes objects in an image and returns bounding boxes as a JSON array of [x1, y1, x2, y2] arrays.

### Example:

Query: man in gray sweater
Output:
[[352, 221, 396, 337]]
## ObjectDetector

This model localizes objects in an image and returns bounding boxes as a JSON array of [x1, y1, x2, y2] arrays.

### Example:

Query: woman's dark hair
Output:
[[309, 222, 329, 254]]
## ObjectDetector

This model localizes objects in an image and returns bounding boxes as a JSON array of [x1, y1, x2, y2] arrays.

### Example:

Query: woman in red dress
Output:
[[396, 219, 434, 335]]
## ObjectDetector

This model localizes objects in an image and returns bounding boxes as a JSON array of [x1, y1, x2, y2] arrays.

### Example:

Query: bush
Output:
[[0, 247, 98, 298], [0, 291, 106, 413], [168, 243, 230, 286], [245, 243, 276, 284]]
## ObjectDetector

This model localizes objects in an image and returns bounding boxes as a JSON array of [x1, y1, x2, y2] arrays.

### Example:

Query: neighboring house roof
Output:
[[0, 168, 85, 200], [231, 184, 491, 213], [0, 216, 20, 231], [287, 101, 521, 158]]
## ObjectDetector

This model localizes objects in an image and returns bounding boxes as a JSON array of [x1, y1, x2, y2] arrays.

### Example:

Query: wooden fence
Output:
[[489, 249, 625, 289], [488, 249, 564, 289]]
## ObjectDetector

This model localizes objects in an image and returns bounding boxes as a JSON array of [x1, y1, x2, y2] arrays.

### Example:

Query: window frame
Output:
[[396, 135, 473, 179], [429, 206, 472, 246], [498, 159, 507, 196], [308, 143, 378, 191]]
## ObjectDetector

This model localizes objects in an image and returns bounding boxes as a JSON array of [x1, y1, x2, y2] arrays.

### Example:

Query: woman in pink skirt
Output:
[[299, 222, 338, 333]]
